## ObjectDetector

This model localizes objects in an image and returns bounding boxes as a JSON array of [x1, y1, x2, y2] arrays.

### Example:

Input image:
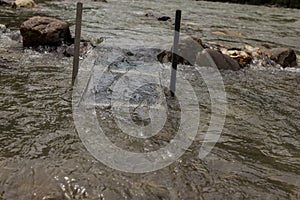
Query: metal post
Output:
[[170, 10, 181, 97], [72, 2, 83, 86]]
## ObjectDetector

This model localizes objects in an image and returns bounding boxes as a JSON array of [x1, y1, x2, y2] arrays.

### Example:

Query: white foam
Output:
[[282, 67, 300, 73]]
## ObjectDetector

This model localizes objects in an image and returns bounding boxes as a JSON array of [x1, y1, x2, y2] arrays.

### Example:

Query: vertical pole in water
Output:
[[170, 10, 181, 97], [72, 2, 83, 86]]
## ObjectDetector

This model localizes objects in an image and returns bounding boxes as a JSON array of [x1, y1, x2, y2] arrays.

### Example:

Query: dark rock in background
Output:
[[20, 16, 72, 47]]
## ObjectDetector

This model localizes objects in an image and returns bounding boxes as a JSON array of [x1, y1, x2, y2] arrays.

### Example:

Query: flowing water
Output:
[[0, 0, 300, 199]]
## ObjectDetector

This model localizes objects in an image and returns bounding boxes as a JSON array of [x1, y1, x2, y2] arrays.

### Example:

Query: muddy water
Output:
[[0, 0, 300, 199]]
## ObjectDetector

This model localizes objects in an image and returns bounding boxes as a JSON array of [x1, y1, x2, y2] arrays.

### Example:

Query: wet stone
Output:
[[12, 0, 36, 8], [266, 48, 297, 68], [196, 49, 241, 71], [20, 16, 72, 47], [145, 12, 171, 21]]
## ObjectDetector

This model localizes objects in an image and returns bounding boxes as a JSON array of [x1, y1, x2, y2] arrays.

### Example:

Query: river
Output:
[[0, 0, 300, 199]]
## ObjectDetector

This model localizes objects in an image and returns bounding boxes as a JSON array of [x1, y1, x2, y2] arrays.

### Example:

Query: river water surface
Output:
[[0, 0, 300, 199]]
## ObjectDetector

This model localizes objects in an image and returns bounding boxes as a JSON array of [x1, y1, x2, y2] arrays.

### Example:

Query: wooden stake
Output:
[[72, 2, 83, 86], [170, 10, 181, 97]]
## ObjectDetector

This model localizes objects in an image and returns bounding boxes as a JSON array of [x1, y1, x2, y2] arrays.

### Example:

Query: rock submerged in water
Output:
[[20, 16, 72, 47], [266, 48, 297, 68], [157, 36, 203, 65], [196, 49, 241, 71], [58, 41, 93, 57], [221, 48, 252, 67], [157, 36, 298, 70], [177, 36, 203, 64], [145, 12, 171, 21], [1, 21, 94, 59], [0, 23, 22, 42], [157, 36, 241, 70]]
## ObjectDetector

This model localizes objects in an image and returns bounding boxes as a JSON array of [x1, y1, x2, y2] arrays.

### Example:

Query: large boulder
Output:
[[196, 49, 241, 71], [20, 16, 72, 47], [157, 36, 204, 65], [266, 48, 297, 68]]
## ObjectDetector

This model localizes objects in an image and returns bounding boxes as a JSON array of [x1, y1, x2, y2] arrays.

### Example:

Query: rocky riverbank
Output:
[[0, 20, 298, 71], [157, 36, 298, 70], [198, 0, 300, 8], [0, 0, 299, 69]]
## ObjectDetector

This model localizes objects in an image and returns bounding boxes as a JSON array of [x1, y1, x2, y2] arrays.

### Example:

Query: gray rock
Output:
[[157, 50, 172, 64], [20, 16, 72, 47], [177, 36, 203, 64], [8, 31, 22, 42], [157, 36, 204, 65], [64, 44, 82, 57], [0, 24, 6, 33], [57, 42, 93, 57], [266, 48, 297, 68], [196, 49, 241, 71]]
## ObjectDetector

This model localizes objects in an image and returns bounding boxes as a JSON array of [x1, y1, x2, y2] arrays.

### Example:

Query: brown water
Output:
[[0, 0, 300, 199]]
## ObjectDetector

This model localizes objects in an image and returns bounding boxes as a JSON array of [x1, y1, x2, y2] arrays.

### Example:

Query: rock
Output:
[[124, 47, 163, 63], [64, 44, 76, 57], [221, 48, 252, 67], [0, 0, 10, 6], [266, 48, 297, 68], [8, 31, 22, 42], [157, 36, 297, 70], [87, 37, 104, 46], [93, 0, 107, 2], [196, 49, 241, 71], [0, 24, 22, 42], [158, 37, 240, 71], [12, 0, 36, 8], [145, 12, 171, 21], [157, 16, 171, 21], [0, 24, 6, 33], [177, 36, 204, 64], [62, 42, 92, 57], [145, 12, 154, 17], [157, 50, 172, 63], [244, 45, 261, 57], [157, 36, 204, 65], [20, 16, 72, 47]]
